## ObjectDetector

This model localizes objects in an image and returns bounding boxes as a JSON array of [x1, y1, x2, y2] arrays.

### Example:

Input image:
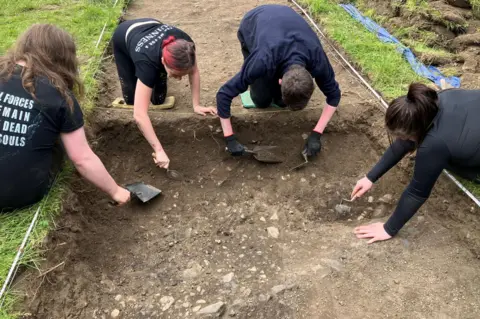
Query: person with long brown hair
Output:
[[112, 18, 216, 170], [0, 24, 131, 211], [350, 83, 480, 243]]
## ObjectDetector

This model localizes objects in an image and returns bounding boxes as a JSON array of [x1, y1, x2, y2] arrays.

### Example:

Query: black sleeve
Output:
[[366, 138, 416, 183], [135, 60, 160, 89], [383, 139, 450, 236], [59, 94, 84, 133], [216, 53, 268, 119], [312, 50, 341, 107]]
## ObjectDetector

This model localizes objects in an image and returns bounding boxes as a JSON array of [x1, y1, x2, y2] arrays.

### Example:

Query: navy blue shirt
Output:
[[367, 89, 480, 236], [216, 4, 341, 118]]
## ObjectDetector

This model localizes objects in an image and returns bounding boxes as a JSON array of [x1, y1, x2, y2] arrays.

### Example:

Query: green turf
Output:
[[302, 0, 480, 199], [300, 0, 426, 100], [0, 1, 125, 317]]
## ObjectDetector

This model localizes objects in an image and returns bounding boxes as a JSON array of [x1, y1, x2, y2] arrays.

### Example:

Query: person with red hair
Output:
[[112, 18, 216, 169]]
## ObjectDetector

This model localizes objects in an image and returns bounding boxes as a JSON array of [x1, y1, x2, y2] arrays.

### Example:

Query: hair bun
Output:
[[162, 35, 176, 48]]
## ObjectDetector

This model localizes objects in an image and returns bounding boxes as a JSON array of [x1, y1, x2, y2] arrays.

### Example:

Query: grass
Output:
[[301, 0, 480, 199], [300, 0, 426, 100], [0, 0, 125, 317]]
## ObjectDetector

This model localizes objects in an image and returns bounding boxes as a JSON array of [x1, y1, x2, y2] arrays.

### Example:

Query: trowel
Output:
[[244, 145, 284, 163], [110, 182, 162, 205], [290, 149, 309, 171]]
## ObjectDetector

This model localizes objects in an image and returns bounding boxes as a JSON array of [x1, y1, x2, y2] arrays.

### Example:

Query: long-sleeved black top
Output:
[[367, 89, 480, 236], [216, 4, 341, 118]]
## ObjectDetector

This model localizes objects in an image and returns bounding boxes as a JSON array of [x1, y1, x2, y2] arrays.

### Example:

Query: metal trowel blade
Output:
[[125, 182, 162, 203]]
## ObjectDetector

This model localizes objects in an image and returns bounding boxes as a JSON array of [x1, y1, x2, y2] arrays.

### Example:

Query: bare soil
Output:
[[14, 0, 480, 318]]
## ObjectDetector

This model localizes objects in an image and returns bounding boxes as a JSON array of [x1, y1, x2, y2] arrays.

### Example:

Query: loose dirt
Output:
[[14, 0, 480, 318]]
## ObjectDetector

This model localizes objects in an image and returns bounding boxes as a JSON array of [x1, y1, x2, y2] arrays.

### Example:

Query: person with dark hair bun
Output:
[[216, 5, 341, 158], [112, 18, 216, 170], [351, 83, 480, 243]]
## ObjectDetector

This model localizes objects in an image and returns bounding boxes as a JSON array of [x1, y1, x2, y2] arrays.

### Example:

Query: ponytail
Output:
[[161, 37, 196, 72], [385, 82, 439, 146], [162, 35, 176, 49]]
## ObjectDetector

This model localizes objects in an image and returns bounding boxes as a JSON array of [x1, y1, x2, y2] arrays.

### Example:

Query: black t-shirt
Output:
[[126, 20, 194, 88], [0, 66, 84, 210], [366, 89, 480, 236]]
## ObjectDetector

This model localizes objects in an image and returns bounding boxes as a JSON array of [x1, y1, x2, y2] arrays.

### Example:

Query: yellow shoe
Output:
[[111, 96, 176, 110]]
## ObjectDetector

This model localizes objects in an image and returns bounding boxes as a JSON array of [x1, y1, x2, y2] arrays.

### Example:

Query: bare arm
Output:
[[61, 127, 124, 199], [189, 65, 217, 116], [134, 79, 163, 153], [313, 104, 337, 133], [189, 64, 201, 108]]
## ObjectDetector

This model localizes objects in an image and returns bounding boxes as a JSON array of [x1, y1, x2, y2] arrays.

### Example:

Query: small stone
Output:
[[242, 288, 252, 297], [321, 258, 343, 272], [258, 294, 272, 302], [229, 309, 237, 317], [271, 285, 286, 295], [373, 205, 387, 218], [160, 296, 175, 311], [368, 196, 374, 203], [197, 302, 226, 317], [115, 295, 122, 301], [270, 213, 279, 220], [215, 239, 222, 244], [240, 214, 246, 220], [196, 300, 207, 304], [193, 306, 202, 312], [300, 178, 307, 183], [302, 133, 309, 140], [183, 262, 202, 279], [111, 309, 120, 318], [379, 194, 393, 204], [260, 217, 266, 222], [334, 204, 351, 215], [248, 267, 257, 272], [394, 279, 400, 284], [357, 215, 364, 221], [223, 272, 235, 283], [267, 227, 279, 239]]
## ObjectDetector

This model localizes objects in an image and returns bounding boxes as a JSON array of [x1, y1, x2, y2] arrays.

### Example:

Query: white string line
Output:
[[290, 0, 480, 207], [0, 0, 125, 310]]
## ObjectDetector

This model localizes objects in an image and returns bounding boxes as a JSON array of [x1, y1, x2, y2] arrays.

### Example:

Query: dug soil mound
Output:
[[355, 0, 480, 88]]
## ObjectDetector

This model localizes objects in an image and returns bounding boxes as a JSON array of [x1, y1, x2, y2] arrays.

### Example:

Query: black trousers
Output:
[[112, 19, 167, 105], [237, 31, 285, 108], [0, 140, 64, 213]]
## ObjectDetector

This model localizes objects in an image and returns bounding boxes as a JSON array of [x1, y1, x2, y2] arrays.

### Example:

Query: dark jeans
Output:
[[237, 31, 286, 108], [112, 19, 167, 105]]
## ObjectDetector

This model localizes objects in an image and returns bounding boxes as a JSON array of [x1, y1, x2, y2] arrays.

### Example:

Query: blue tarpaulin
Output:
[[340, 3, 461, 88]]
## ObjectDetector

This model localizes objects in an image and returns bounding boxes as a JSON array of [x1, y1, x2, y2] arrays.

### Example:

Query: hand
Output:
[[111, 186, 131, 206], [194, 105, 217, 116], [225, 134, 245, 156], [351, 176, 373, 200], [304, 131, 322, 157], [152, 150, 170, 169], [354, 222, 392, 244]]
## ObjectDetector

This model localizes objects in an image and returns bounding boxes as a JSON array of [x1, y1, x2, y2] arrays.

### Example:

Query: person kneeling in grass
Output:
[[0, 24, 131, 212], [112, 18, 217, 170], [351, 83, 480, 243], [216, 4, 341, 158]]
